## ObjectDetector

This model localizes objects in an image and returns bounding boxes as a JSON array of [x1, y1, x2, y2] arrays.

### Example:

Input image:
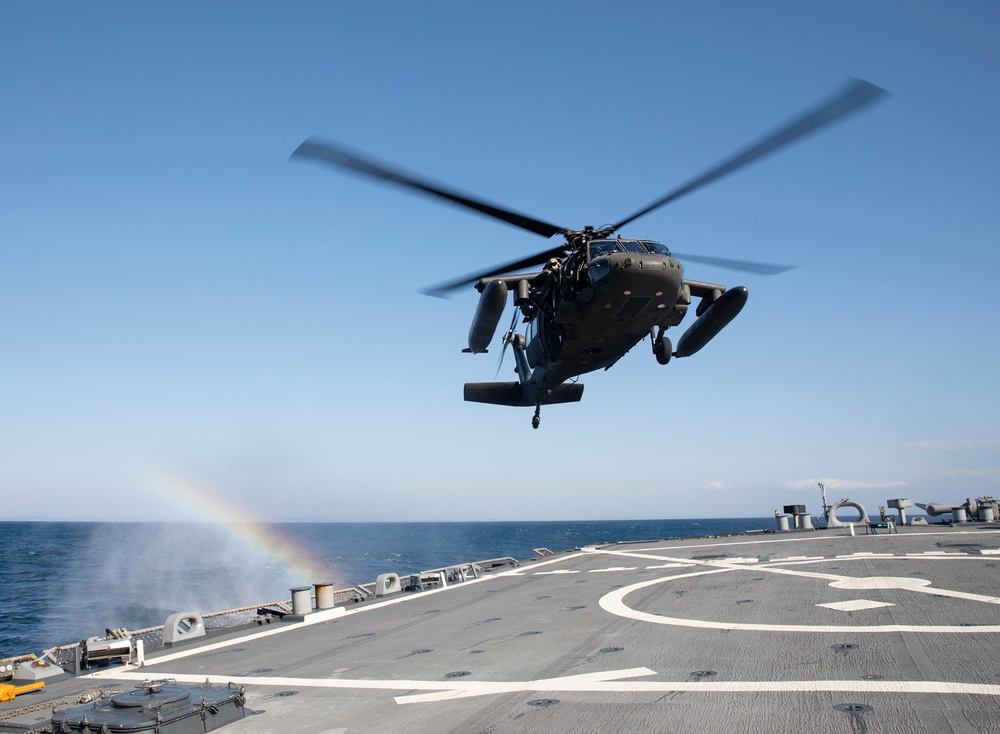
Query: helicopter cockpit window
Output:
[[589, 240, 623, 259], [618, 240, 648, 254], [641, 241, 672, 256]]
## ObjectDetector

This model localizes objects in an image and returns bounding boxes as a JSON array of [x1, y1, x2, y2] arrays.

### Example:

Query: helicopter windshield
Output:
[[589, 239, 672, 259], [618, 240, 648, 254], [640, 240, 672, 256], [589, 240, 623, 259]]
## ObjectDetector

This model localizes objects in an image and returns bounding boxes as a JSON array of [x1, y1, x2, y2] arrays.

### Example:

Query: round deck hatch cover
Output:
[[112, 685, 191, 708]]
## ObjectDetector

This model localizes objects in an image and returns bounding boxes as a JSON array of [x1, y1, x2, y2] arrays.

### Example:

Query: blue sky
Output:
[[2, 1, 998, 521]]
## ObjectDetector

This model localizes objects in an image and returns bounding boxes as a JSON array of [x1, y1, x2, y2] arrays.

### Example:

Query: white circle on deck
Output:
[[598, 560, 1000, 633]]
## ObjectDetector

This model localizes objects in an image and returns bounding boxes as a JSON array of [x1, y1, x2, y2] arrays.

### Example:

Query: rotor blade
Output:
[[291, 137, 566, 239], [672, 252, 798, 276], [610, 78, 889, 232], [421, 244, 568, 297]]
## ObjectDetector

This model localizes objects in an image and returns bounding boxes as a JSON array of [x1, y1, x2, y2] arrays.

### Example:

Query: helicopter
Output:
[[292, 79, 886, 428]]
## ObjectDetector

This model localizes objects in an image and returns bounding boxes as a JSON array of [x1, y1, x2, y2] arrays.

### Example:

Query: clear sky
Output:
[[2, 1, 998, 522]]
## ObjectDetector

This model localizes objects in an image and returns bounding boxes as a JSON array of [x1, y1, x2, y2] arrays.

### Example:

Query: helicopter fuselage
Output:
[[466, 237, 750, 423], [470, 239, 707, 407], [534, 249, 687, 382]]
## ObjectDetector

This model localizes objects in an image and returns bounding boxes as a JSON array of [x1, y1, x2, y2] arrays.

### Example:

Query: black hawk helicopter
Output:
[[292, 79, 886, 428]]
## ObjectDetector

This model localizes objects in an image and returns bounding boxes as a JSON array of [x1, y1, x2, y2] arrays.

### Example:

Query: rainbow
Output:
[[147, 473, 334, 585]]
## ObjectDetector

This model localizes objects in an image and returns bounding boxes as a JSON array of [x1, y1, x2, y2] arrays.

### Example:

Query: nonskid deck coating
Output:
[[8, 526, 1000, 733]]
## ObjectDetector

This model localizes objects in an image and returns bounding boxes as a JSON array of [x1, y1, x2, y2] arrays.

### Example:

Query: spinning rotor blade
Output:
[[671, 252, 797, 276], [610, 79, 888, 232], [291, 137, 566, 239], [421, 243, 569, 298]]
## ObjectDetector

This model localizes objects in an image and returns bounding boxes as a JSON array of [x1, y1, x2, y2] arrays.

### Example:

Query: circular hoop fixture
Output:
[[827, 500, 869, 527]]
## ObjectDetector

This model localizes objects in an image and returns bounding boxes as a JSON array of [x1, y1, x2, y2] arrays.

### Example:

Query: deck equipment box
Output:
[[51, 680, 245, 734]]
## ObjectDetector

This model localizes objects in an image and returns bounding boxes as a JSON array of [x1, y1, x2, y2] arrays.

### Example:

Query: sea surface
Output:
[[0, 518, 770, 657]]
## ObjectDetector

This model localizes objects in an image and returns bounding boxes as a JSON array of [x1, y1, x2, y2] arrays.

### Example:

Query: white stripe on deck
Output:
[[533, 569, 580, 575], [816, 599, 894, 612], [90, 669, 1000, 706], [588, 566, 637, 573]]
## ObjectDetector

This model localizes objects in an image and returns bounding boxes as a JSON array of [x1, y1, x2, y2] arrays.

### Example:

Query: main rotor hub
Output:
[[563, 225, 615, 251]]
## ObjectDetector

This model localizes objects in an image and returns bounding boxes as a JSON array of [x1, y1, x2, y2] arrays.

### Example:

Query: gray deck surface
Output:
[[6, 525, 1000, 733]]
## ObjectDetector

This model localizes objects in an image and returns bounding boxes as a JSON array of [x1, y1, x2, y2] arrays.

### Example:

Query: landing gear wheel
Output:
[[532, 403, 541, 429], [654, 337, 672, 365]]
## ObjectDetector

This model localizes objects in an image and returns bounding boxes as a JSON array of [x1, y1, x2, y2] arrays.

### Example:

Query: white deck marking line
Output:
[[828, 576, 931, 591], [817, 600, 894, 612], [759, 555, 995, 567], [400, 678, 1000, 705], [620, 546, 989, 590], [645, 563, 692, 569], [91, 669, 1000, 705], [593, 549, 1000, 633], [90, 668, 655, 703], [397, 668, 657, 704], [596, 545, 1000, 581], [581, 548, 693, 563], [601, 529, 1000, 555], [599, 570, 1000, 633], [123, 552, 587, 668], [767, 556, 833, 566], [89, 607, 350, 669], [910, 585, 1000, 605], [739, 565, 844, 581], [588, 567, 637, 573], [778, 556, 824, 561], [593, 547, 844, 581], [502, 553, 588, 576], [534, 569, 581, 575]]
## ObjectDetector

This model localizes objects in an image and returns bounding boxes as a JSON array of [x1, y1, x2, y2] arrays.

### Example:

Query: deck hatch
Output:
[[834, 703, 873, 713]]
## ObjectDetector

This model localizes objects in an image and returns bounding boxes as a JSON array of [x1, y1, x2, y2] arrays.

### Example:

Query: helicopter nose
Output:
[[612, 255, 683, 286]]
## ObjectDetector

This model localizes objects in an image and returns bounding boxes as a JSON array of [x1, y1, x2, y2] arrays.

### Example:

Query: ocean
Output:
[[0, 518, 770, 658]]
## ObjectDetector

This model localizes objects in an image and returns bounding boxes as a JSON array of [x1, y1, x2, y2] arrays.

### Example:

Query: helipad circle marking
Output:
[[598, 556, 1000, 633]]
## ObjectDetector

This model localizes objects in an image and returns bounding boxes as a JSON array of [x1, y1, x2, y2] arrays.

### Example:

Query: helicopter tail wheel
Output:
[[532, 403, 541, 429], [654, 337, 672, 365]]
